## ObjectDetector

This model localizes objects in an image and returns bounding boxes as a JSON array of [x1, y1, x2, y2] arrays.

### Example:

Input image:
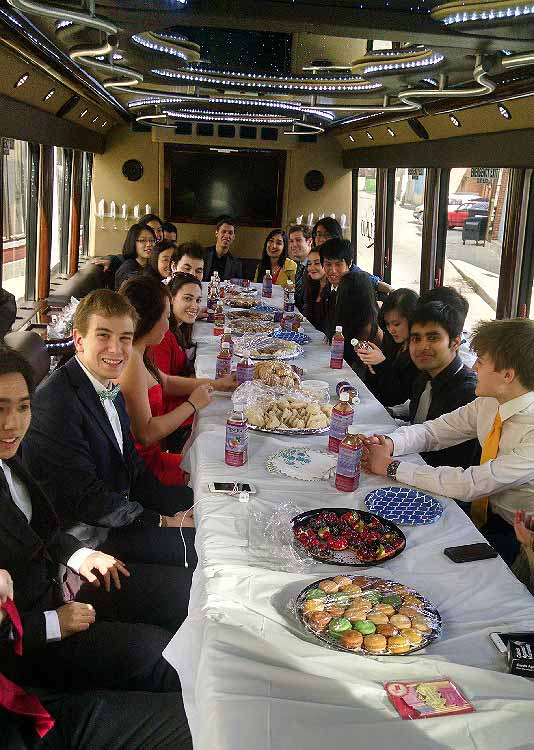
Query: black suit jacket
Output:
[[22, 358, 192, 549], [409, 355, 480, 469], [0, 458, 81, 652], [202, 246, 243, 281]]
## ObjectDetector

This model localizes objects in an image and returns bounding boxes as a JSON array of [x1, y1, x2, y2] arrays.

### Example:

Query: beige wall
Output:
[[90, 123, 352, 260]]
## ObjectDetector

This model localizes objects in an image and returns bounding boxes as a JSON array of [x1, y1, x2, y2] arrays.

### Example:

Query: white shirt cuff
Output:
[[67, 547, 95, 574], [44, 610, 62, 642]]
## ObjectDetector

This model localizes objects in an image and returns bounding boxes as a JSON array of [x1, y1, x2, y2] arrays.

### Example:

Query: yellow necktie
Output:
[[471, 410, 502, 528]]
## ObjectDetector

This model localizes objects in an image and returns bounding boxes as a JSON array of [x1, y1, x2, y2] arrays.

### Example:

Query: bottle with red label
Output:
[[236, 350, 255, 385], [335, 426, 363, 492], [262, 269, 273, 298], [213, 302, 225, 335], [225, 408, 248, 466], [216, 342, 232, 378], [219, 280, 226, 299], [330, 325, 344, 369], [207, 276, 220, 323], [328, 391, 354, 453], [220, 327, 234, 354], [283, 281, 295, 312]]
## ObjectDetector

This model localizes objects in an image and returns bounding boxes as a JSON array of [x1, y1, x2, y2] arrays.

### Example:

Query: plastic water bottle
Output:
[[216, 342, 232, 378], [335, 426, 364, 492], [220, 327, 234, 354], [330, 325, 344, 369], [283, 281, 295, 312], [236, 351, 255, 384], [328, 391, 355, 453], [213, 302, 225, 336], [225, 408, 248, 466], [263, 269, 273, 298], [207, 276, 220, 323]]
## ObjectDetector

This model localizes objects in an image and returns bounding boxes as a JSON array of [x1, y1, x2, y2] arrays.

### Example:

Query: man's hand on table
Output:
[[359, 434, 395, 476], [164, 509, 195, 528]]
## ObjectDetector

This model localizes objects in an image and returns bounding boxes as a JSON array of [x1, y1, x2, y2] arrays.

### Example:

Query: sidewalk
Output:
[[447, 258, 499, 311]]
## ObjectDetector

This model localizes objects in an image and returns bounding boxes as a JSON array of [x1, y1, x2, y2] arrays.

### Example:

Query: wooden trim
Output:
[[37, 145, 54, 300], [0, 94, 105, 154], [374, 168, 388, 281], [69, 151, 83, 275], [24, 142, 40, 302], [497, 169, 526, 319], [342, 128, 534, 169], [419, 168, 439, 295]]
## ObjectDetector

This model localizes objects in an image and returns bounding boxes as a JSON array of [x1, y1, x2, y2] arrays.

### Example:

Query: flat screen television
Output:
[[164, 145, 286, 227]]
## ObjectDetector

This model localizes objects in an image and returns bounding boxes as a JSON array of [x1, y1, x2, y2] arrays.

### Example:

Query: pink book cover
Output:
[[384, 679, 475, 720]]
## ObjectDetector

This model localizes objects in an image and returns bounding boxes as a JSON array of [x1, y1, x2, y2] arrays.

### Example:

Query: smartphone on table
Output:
[[208, 482, 257, 494], [443, 543, 498, 563]]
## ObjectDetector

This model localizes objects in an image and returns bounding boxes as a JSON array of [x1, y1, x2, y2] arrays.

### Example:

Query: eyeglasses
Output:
[[137, 238, 155, 244]]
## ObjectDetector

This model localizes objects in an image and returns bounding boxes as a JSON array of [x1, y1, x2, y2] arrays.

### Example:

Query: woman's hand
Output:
[[356, 341, 386, 367], [188, 383, 214, 411], [79, 552, 130, 592], [0, 569, 13, 605], [214, 373, 238, 392], [514, 510, 534, 549], [164, 509, 195, 528]]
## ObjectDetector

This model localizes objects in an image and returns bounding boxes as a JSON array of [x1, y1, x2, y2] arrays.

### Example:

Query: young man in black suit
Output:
[[22, 289, 196, 567], [203, 216, 243, 281], [0, 348, 190, 694]]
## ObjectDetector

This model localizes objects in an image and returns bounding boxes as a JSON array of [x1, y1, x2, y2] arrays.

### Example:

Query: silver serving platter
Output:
[[248, 423, 329, 436]]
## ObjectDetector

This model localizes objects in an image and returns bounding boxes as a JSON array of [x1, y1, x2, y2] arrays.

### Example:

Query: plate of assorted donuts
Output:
[[296, 574, 441, 656]]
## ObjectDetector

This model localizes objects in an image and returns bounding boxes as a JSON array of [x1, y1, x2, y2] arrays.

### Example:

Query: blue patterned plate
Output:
[[253, 304, 280, 314], [365, 486, 443, 526], [271, 329, 312, 345]]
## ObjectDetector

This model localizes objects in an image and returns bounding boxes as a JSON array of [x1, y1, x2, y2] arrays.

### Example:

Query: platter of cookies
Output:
[[234, 334, 303, 360], [229, 319, 278, 336], [292, 508, 406, 565], [296, 574, 441, 657], [254, 361, 301, 389], [245, 397, 332, 434], [226, 310, 273, 321], [226, 295, 258, 309]]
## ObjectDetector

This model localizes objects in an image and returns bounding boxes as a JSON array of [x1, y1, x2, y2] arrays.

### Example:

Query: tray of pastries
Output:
[[245, 397, 332, 434], [296, 574, 441, 656], [226, 310, 274, 321], [254, 361, 301, 389], [225, 295, 258, 309], [229, 319, 278, 336], [234, 335, 303, 360], [292, 508, 406, 566]]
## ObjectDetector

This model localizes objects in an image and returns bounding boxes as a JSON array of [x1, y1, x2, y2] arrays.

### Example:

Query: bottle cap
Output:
[[224, 327, 231, 334], [221, 343, 230, 350], [351, 338, 359, 346], [335, 325, 343, 333], [340, 391, 350, 402]]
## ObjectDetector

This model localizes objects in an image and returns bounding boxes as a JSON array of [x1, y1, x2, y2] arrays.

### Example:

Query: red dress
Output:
[[134, 384, 186, 485], [150, 328, 194, 426]]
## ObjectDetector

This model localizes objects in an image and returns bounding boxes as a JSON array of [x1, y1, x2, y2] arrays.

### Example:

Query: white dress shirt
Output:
[[76, 357, 123, 453], [0, 459, 95, 642], [387, 392, 534, 526]]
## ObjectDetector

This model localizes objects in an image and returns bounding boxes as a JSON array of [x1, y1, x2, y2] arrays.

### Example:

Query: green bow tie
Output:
[[99, 384, 121, 404]]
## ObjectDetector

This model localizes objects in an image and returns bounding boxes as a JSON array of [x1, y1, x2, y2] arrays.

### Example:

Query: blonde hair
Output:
[[74, 289, 138, 336]]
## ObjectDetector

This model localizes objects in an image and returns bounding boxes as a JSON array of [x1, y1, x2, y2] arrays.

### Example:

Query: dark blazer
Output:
[[0, 458, 80, 652], [202, 246, 243, 281], [22, 358, 192, 549], [114, 258, 143, 290], [409, 355, 480, 469], [366, 348, 419, 407]]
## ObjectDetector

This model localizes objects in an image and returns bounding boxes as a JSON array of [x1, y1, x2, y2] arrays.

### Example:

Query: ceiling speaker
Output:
[[304, 170, 325, 191]]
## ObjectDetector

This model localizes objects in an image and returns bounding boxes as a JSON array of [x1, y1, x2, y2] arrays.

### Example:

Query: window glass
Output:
[[443, 167, 510, 331], [390, 167, 425, 292], [50, 147, 66, 273], [79, 152, 92, 262], [2, 138, 28, 299], [356, 167, 376, 274]]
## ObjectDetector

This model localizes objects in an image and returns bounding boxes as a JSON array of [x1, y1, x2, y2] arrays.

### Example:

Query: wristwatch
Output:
[[386, 460, 401, 480]]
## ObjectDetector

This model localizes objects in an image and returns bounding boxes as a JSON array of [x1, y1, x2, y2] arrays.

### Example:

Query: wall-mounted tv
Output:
[[164, 145, 286, 227]]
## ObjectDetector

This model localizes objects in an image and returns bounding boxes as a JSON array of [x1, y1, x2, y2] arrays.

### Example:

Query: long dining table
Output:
[[164, 283, 534, 750]]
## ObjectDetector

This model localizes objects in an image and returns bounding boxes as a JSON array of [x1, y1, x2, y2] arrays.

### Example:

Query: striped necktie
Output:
[[471, 410, 502, 528], [294, 263, 306, 309]]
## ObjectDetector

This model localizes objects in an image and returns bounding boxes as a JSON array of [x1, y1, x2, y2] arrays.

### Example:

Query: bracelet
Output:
[[186, 399, 197, 414]]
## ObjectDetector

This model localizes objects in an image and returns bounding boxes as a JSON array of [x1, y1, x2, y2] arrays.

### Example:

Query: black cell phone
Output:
[[443, 543, 498, 563]]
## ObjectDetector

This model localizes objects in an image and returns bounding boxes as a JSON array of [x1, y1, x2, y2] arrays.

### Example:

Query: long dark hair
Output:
[[312, 217, 343, 247], [168, 272, 202, 351], [146, 240, 176, 280], [380, 287, 419, 357], [122, 223, 156, 261], [332, 270, 379, 343], [119, 274, 171, 382], [256, 229, 288, 280]]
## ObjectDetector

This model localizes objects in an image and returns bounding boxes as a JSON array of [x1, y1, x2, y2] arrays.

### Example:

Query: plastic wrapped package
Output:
[[46, 297, 79, 339], [233, 333, 303, 360]]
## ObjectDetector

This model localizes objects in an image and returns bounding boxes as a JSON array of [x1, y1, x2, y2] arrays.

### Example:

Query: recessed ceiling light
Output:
[[101, 121, 108, 128], [43, 88, 55, 101], [80, 109, 88, 118], [498, 104, 511, 119], [387, 127, 396, 137], [449, 114, 461, 127], [112, 53, 123, 61], [366, 131, 374, 140], [92, 115, 99, 123], [14, 73, 29, 88], [348, 134, 355, 142]]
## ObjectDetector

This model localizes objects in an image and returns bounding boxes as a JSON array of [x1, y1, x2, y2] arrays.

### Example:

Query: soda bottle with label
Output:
[[328, 391, 354, 453], [219, 280, 226, 299], [283, 281, 295, 312], [263, 269, 273, 298], [335, 426, 363, 492], [213, 302, 225, 336], [225, 408, 248, 466], [236, 350, 255, 385], [216, 342, 232, 378], [220, 327, 234, 354], [207, 277, 220, 323], [330, 325, 344, 369]]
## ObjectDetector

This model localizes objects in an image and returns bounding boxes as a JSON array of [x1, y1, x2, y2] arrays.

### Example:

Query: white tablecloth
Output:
[[164, 284, 534, 750]]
